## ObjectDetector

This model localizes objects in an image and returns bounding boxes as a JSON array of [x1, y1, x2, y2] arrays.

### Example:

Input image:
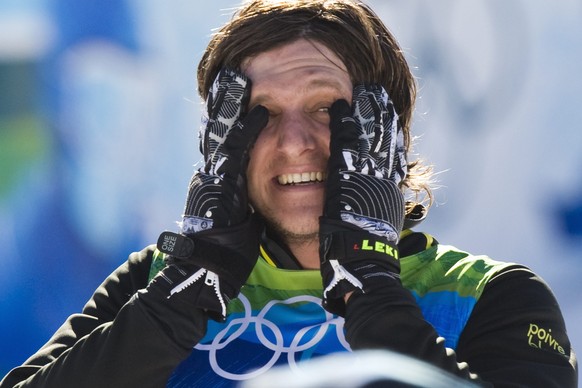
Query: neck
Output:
[[262, 221, 321, 269], [287, 238, 320, 269]]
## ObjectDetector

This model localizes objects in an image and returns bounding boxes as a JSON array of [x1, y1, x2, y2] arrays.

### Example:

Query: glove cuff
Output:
[[155, 215, 262, 321], [320, 218, 400, 270], [320, 217, 401, 317], [157, 217, 260, 292]]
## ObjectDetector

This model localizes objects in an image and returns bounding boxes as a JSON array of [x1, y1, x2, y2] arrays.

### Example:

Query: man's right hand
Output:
[[153, 69, 268, 322]]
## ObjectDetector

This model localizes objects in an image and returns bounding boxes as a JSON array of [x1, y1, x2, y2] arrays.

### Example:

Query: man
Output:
[[1, 1, 577, 387]]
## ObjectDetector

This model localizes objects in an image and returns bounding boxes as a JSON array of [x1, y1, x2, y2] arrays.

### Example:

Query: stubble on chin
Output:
[[258, 210, 322, 269], [264, 217, 319, 247]]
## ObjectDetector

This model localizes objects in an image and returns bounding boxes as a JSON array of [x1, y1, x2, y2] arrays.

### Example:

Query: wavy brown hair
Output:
[[197, 0, 433, 211]]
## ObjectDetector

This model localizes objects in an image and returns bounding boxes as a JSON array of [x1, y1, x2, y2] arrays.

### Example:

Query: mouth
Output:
[[277, 171, 327, 186]]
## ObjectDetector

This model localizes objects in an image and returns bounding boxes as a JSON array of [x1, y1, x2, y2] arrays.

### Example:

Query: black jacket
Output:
[[1, 232, 577, 387]]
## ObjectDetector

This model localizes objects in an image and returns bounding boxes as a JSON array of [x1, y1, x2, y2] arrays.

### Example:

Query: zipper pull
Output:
[[205, 270, 218, 286]]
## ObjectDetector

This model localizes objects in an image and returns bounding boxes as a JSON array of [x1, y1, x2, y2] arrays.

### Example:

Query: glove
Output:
[[154, 68, 268, 322], [320, 84, 407, 316]]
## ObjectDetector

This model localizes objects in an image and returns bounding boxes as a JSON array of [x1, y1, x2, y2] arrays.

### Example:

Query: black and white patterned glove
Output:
[[154, 69, 268, 322], [320, 84, 407, 316]]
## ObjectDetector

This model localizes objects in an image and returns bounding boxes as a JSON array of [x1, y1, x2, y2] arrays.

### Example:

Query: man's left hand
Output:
[[320, 84, 407, 316]]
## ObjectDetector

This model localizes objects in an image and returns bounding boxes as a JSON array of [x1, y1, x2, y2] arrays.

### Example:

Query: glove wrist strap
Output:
[[157, 216, 261, 292], [320, 218, 399, 270]]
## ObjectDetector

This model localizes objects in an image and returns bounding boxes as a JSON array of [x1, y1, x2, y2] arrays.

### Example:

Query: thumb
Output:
[[328, 99, 360, 172], [220, 105, 269, 174]]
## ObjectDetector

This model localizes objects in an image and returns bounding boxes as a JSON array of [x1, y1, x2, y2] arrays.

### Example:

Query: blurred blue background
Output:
[[1, 0, 581, 380]]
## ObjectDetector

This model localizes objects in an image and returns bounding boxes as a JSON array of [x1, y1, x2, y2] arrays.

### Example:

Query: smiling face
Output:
[[243, 39, 352, 264]]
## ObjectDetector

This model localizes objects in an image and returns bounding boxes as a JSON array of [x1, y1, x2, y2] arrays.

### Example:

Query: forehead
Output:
[[242, 39, 351, 95]]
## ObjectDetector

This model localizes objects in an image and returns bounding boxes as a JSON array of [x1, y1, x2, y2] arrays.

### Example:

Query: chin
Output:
[[265, 216, 320, 242], [283, 216, 320, 234]]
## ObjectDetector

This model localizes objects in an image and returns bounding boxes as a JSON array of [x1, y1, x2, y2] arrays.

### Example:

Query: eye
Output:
[[310, 104, 332, 126], [312, 101, 332, 113]]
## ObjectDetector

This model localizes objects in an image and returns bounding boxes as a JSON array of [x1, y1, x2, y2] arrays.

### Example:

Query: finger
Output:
[[373, 87, 400, 179], [209, 69, 250, 122], [352, 85, 376, 163], [216, 105, 268, 223], [220, 105, 269, 175], [354, 85, 384, 175], [370, 86, 390, 171], [202, 69, 251, 165], [382, 97, 397, 178], [328, 99, 359, 172], [391, 121, 407, 184]]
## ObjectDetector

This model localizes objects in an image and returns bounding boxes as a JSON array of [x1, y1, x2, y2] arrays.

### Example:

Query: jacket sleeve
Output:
[[456, 266, 578, 387], [343, 265, 577, 387], [0, 246, 208, 388]]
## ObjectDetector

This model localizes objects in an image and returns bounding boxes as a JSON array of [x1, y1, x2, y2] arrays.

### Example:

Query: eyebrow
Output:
[[304, 78, 347, 92], [251, 78, 348, 106]]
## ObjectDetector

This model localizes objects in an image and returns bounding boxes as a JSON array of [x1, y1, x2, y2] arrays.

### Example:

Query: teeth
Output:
[[277, 171, 326, 185]]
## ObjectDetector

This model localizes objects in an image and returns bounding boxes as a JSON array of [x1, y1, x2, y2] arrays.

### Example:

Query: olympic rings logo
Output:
[[194, 293, 350, 381]]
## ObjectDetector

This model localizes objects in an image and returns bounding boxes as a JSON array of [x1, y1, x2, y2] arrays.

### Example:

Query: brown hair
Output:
[[198, 0, 433, 210]]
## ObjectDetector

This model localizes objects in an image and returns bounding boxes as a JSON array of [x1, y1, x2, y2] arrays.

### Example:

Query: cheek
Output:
[[246, 155, 261, 206], [315, 127, 332, 156], [322, 127, 331, 146], [247, 134, 269, 182]]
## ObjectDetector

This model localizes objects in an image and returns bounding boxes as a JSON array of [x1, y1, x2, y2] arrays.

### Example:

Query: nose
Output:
[[275, 112, 318, 157]]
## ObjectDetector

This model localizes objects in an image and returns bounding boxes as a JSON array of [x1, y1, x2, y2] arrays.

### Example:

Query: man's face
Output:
[[243, 39, 353, 245]]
